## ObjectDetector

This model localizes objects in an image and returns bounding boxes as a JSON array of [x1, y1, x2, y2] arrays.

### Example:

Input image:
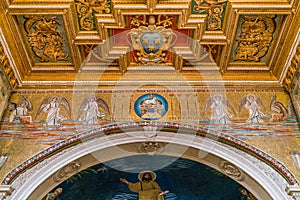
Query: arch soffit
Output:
[[3, 123, 298, 200]]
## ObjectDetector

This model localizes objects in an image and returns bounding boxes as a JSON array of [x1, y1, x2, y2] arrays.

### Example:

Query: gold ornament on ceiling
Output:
[[131, 15, 172, 28], [193, 0, 227, 31], [75, 0, 111, 31], [0, 44, 17, 89], [285, 43, 300, 90], [128, 15, 175, 64], [234, 15, 276, 62], [23, 15, 69, 62]]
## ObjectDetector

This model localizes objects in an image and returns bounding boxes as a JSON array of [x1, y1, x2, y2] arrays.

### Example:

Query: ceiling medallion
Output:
[[128, 15, 176, 64], [134, 93, 168, 120]]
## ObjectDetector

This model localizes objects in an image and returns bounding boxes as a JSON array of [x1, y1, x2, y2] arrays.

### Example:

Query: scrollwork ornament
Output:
[[234, 15, 276, 62], [23, 15, 68, 62], [193, 0, 227, 31], [75, 0, 111, 31]]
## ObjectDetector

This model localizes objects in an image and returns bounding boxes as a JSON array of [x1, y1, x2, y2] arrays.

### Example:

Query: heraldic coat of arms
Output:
[[127, 15, 176, 64]]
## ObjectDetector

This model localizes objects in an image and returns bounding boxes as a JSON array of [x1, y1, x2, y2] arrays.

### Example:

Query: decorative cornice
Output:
[[286, 185, 300, 199], [284, 42, 300, 90]]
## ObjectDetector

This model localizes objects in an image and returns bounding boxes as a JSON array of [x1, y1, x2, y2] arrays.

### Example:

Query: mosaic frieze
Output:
[[75, 0, 111, 31], [192, 0, 227, 31], [0, 90, 299, 189], [22, 15, 70, 63], [0, 90, 298, 144], [233, 15, 276, 62]]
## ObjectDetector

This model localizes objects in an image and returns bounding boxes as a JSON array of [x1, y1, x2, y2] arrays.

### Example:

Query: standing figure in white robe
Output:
[[82, 97, 105, 125], [203, 94, 235, 125], [244, 94, 265, 123], [211, 94, 232, 124], [43, 97, 66, 126]]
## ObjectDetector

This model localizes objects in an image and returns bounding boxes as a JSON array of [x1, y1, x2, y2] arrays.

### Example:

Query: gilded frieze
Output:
[[233, 15, 276, 62], [75, 0, 111, 31], [192, 0, 227, 31], [22, 15, 69, 63]]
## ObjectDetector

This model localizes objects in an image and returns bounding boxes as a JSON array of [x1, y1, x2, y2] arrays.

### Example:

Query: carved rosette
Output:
[[75, 0, 111, 31], [192, 0, 227, 31], [53, 162, 81, 182], [23, 15, 69, 62], [234, 15, 276, 62], [218, 160, 245, 181]]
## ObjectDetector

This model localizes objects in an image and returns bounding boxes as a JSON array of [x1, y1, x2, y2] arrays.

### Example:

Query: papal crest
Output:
[[128, 15, 176, 64]]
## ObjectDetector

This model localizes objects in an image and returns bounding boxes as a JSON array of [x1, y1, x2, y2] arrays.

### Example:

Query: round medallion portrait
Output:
[[134, 94, 168, 120]]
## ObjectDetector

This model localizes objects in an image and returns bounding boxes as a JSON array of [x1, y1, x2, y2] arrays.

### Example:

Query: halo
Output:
[[50, 96, 59, 102], [213, 94, 223, 101], [89, 96, 96, 101], [138, 170, 157, 181], [247, 94, 256, 101]]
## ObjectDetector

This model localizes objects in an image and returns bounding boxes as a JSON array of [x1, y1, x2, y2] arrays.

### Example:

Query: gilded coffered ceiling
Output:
[[0, 0, 299, 89]]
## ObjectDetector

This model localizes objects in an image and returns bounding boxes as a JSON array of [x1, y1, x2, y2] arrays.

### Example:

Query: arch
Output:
[[3, 122, 297, 200]]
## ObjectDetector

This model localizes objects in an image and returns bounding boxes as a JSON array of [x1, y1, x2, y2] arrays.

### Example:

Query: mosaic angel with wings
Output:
[[36, 96, 70, 126], [203, 94, 236, 124], [77, 96, 109, 125], [239, 94, 266, 124]]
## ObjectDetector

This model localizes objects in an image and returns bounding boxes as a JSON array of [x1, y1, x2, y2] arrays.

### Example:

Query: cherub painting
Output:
[[239, 94, 266, 124], [203, 94, 236, 124], [36, 96, 70, 126], [8, 97, 32, 123], [77, 96, 109, 125]]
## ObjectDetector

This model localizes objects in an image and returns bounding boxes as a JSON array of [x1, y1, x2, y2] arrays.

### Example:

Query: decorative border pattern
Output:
[[14, 88, 285, 94]]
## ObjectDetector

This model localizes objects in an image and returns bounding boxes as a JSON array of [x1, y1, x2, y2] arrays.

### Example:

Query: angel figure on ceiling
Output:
[[203, 94, 236, 124], [239, 94, 266, 124], [77, 96, 109, 125], [8, 97, 33, 123], [36, 96, 70, 126]]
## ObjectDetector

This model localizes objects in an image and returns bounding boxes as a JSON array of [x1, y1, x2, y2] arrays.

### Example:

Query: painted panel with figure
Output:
[[44, 155, 256, 200]]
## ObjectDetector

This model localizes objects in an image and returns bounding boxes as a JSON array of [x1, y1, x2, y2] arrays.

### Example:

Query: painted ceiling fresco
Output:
[[45, 155, 255, 200]]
